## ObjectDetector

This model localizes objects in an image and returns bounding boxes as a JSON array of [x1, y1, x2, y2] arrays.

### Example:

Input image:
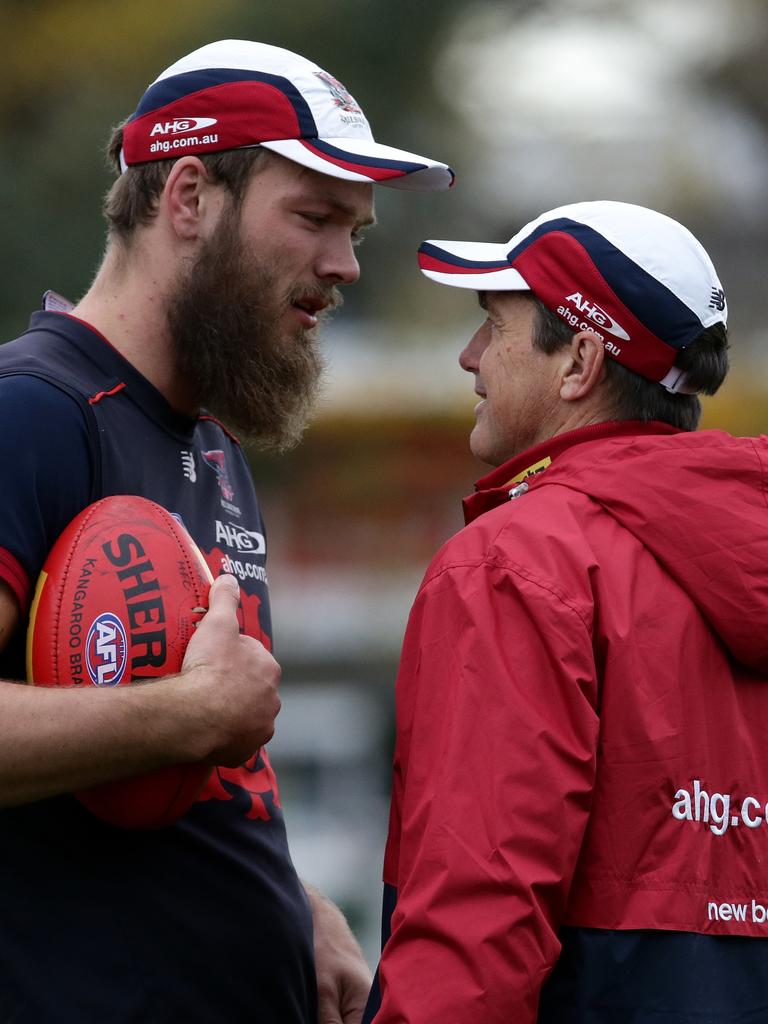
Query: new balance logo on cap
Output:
[[709, 288, 726, 312]]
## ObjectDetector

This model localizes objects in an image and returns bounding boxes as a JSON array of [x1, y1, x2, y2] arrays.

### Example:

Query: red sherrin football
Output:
[[26, 495, 214, 828]]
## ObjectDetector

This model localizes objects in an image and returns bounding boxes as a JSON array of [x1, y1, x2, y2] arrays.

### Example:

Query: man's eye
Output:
[[300, 212, 326, 226]]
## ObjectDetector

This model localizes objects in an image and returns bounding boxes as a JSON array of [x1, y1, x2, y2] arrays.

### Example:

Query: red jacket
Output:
[[372, 421, 768, 1023]]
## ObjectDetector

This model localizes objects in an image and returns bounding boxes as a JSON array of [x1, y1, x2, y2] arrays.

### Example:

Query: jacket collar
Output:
[[462, 420, 681, 524]]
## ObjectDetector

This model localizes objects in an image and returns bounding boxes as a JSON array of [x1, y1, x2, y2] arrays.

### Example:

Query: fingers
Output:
[[316, 981, 368, 1024], [316, 982, 343, 1024]]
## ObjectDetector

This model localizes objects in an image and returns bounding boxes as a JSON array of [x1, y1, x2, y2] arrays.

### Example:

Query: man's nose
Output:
[[459, 320, 490, 373], [316, 238, 361, 285]]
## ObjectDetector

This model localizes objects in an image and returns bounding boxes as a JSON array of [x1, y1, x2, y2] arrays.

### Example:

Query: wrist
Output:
[[152, 667, 220, 764]]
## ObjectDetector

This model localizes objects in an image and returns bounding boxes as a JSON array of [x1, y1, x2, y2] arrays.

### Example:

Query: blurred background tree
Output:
[[3, 0, 767, 962]]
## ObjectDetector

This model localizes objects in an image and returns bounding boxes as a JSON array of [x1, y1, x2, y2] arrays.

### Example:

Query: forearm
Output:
[[0, 573, 281, 807], [0, 672, 212, 806]]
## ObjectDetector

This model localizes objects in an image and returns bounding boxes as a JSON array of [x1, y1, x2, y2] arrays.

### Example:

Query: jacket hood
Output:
[[469, 424, 768, 673]]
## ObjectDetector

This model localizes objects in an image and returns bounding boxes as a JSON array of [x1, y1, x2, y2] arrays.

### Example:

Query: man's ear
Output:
[[161, 157, 221, 242], [559, 330, 607, 402]]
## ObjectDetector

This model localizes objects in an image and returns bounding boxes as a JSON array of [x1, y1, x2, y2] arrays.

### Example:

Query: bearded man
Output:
[[0, 39, 452, 1024]]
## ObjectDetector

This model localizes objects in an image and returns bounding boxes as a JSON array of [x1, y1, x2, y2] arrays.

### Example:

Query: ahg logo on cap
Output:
[[150, 117, 219, 137]]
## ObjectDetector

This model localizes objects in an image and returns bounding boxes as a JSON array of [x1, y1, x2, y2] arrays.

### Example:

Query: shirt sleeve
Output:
[[0, 375, 93, 608], [375, 556, 600, 1024]]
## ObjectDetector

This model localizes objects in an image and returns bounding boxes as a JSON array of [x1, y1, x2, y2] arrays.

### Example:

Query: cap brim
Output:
[[418, 240, 530, 289], [261, 137, 454, 191]]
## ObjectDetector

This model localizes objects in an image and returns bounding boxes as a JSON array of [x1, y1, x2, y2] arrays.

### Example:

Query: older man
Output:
[[367, 201, 768, 1022], [0, 39, 452, 1023]]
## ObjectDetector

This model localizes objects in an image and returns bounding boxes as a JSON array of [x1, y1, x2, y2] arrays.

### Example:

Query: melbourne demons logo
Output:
[[202, 449, 235, 501], [86, 612, 128, 686], [315, 70, 362, 114], [198, 751, 281, 821]]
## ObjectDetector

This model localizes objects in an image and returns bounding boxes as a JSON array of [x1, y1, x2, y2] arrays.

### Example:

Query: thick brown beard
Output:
[[167, 205, 339, 450]]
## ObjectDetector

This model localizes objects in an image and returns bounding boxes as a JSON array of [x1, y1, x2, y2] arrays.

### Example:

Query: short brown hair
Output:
[[530, 296, 729, 431], [103, 124, 267, 240]]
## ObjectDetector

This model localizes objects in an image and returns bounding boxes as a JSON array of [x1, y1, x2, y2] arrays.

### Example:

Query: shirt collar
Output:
[[28, 309, 200, 440]]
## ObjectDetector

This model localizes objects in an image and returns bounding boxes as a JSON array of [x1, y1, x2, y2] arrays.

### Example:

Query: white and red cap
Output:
[[119, 39, 454, 192], [418, 201, 727, 391]]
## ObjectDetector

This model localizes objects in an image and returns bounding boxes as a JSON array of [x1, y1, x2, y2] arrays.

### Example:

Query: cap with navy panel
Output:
[[120, 39, 454, 192], [418, 201, 727, 392]]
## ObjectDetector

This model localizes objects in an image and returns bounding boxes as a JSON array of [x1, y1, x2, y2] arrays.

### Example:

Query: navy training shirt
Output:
[[0, 311, 315, 1023]]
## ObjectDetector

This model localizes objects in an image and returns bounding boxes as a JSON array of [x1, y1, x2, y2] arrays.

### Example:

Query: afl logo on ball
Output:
[[86, 612, 128, 687]]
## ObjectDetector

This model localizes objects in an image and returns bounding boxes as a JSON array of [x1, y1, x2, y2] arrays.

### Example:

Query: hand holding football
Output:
[[27, 495, 214, 828]]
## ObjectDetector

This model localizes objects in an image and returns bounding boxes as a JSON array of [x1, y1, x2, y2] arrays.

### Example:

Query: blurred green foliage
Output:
[[3, 0, 767, 439]]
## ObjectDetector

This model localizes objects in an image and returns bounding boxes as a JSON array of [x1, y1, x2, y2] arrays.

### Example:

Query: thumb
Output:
[[206, 571, 241, 614], [182, 572, 242, 673]]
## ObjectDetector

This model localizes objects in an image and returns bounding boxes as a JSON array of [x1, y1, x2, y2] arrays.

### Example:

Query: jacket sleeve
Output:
[[375, 555, 599, 1023]]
